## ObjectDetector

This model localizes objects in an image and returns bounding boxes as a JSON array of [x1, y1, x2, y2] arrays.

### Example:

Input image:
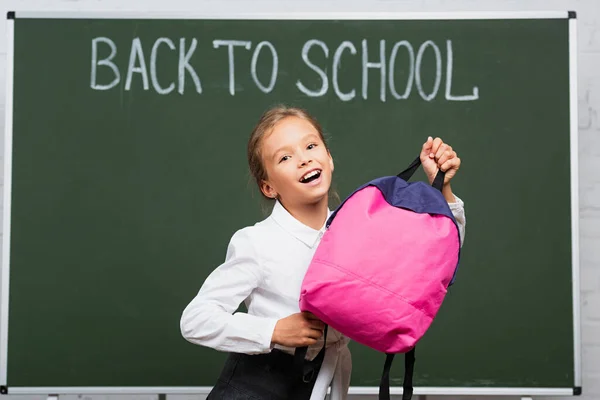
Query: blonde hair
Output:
[[247, 105, 339, 207]]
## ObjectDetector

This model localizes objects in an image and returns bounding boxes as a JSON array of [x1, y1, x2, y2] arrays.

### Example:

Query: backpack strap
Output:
[[379, 347, 416, 400], [293, 325, 329, 381], [397, 156, 422, 182], [397, 156, 445, 192], [294, 345, 307, 377]]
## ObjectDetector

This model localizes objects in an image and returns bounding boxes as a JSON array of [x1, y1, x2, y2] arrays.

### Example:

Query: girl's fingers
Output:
[[421, 136, 433, 155], [303, 312, 325, 328], [431, 137, 444, 158], [440, 157, 461, 173], [311, 320, 325, 330], [437, 150, 455, 167], [435, 144, 452, 161], [305, 328, 324, 339]]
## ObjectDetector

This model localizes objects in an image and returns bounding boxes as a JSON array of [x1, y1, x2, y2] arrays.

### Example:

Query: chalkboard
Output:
[[0, 11, 580, 396]]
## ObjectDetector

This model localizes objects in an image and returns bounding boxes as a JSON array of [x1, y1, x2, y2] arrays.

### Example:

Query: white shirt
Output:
[[180, 196, 466, 400]]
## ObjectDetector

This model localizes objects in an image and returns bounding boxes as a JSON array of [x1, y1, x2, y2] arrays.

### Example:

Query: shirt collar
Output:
[[270, 200, 331, 248]]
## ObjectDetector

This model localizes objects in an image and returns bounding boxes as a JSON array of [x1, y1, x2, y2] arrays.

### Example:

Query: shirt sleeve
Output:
[[180, 229, 279, 354], [448, 194, 466, 247]]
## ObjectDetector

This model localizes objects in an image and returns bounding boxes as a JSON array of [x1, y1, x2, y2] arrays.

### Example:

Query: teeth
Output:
[[301, 170, 320, 181]]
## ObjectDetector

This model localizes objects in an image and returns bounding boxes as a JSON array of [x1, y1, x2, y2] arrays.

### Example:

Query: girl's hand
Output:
[[271, 312, 325, 347], [420, 136, 461, 185]]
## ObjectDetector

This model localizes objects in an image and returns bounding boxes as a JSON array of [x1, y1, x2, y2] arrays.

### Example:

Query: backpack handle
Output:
[[397, 156, 445, 192], [379, 348, 416, 400]]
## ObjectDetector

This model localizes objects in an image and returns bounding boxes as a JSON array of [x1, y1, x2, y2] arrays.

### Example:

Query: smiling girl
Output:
[[180, 106, 466, 400]]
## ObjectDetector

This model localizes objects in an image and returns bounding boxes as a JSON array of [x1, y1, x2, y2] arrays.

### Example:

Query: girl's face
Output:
[[260, 116, 334, 208]]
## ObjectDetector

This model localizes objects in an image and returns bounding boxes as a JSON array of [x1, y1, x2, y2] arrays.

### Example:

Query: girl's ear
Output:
[[260, 180, 277, 199], [329, 153, 334, 173]]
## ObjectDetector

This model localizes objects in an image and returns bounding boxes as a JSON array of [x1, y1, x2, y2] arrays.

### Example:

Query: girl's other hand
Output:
[[271, 312, 325, 347], [420, 136, 461, 185]]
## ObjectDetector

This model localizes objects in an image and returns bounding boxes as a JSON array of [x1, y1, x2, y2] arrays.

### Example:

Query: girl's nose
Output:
[[299, 158, 312, 167]]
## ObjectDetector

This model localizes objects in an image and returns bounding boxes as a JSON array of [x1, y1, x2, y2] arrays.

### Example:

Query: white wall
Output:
[[0, 1, 598, 399]]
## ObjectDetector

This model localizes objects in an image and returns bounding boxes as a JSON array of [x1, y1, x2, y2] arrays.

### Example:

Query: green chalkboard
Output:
[[1, 12, 579, 395]]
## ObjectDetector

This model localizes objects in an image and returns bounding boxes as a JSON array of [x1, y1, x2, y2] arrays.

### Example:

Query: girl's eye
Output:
[[279, 155, 290, 163], [307, 143, 317, 150]]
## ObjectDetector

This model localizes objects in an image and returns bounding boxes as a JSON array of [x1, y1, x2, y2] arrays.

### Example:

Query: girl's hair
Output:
[[247, 105, 339, 207]]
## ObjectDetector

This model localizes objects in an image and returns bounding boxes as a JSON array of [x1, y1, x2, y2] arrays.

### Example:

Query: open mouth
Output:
[[300, 169, 322, 184]]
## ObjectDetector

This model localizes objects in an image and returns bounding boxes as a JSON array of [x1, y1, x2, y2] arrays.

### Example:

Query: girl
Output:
[[180, 106, 466, 400]]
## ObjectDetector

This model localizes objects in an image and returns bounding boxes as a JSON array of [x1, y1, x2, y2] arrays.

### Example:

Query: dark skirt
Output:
[[207, 348, 325, 400]]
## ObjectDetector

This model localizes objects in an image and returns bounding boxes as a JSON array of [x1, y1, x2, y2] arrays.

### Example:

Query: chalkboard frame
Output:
[[0, 10, 581, 396]]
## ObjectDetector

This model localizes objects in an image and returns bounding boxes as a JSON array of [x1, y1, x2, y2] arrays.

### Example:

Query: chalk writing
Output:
[[90, 37, 479, 102]]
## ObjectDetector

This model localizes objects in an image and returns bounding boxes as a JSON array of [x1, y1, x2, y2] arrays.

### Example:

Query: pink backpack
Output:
[[299, 158, 461, 400]]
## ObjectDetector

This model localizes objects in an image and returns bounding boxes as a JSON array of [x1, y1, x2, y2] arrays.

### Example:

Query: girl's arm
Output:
[[447, 191, 466, 247], [180, 229, 278, 354], [443, 182, 466, 247], [420, 137, 466, 246]]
